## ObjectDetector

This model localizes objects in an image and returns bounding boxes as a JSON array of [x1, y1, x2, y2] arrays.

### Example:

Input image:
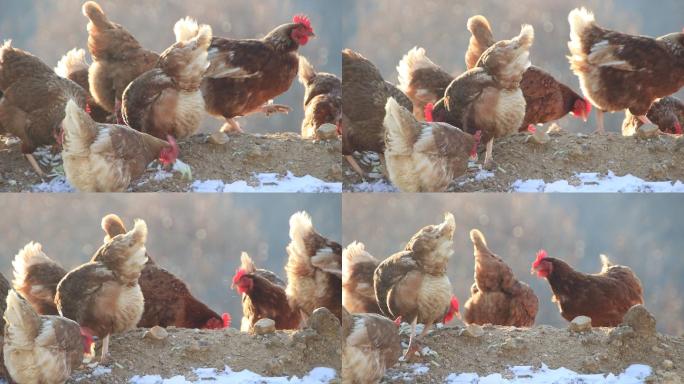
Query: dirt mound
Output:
[[343, 129, 684, 192], [0, 133, 342, 192]]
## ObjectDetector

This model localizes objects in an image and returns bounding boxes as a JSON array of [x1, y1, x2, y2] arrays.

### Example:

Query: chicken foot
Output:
[[345, 155, 366, 178], [220, 118, 244, 134], [402, 317, 420, 361], [25, 154, 47, 178]]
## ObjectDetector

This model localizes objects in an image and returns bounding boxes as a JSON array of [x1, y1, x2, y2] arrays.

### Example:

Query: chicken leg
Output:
[[345, 155, 366, 178], [403, 317, 420, 360], [596, 109, 605, 133], [483, 139, 495, 171], [100, 334, 111, 365], [220, 118, 243, 134], [25, 154, 47, 177]]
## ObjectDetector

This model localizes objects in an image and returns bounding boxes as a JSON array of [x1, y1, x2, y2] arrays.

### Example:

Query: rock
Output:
[[569, 316, 592, 332], [315, 123, 338, 141], [501, 337, 525, 351], [207, 131, 230, 145], [607, 325, 635, 345], [328, 164, 343, 180], [547, 123, 563, 135], [525, 130, 550, 145], [636, 123, 660, 139], [246, 144, 264, 159], [307, 307, 340, 338], [254, 318, 276, 335], [622, 304, 656, 336], [144, 326, 168, 340], [462, 324, 484, 338], [663, 360, 674, 370]]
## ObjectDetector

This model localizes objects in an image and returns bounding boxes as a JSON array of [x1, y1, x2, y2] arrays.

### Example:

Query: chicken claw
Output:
[[220, 118, 244, 134]]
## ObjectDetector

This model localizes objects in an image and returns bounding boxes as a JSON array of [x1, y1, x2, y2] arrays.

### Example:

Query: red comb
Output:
[[424, 103, 434, 122], [443, 295, 459, 324], [674, 121, 682, 135], [85, 103, 92, 115], [532, 249, 547, 268], [450, 295, 460, 312], [222, 313, 231, 328], [584, 99, 592, 115], [293, 14, 312, 30], [232, 268, 247, 286], [527, 125, 536, 133]]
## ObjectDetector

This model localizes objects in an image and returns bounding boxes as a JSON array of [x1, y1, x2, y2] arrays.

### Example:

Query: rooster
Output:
[[464, 229, 538, 327], [298, 56, 341, 139], [384, 97, 481, 192], [191, 15, 315, 133], [532, 250, 644, 326], [122, 19, 213, 139], [568, 8, 684, 132], [11, 241, 67, 316], [342, 241, 381, 314], [285, 211, 342, 321], [373, 213, 458, 358], [622, 96, 683, 136], [232, 252, 302, 332]]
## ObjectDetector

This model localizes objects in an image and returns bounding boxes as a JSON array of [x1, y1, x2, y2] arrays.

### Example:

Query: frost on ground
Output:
[[445, 364, 652, 384], [129, 366, 336, 384], [191, 172, 341, 193], [512, 171, 684, 193]]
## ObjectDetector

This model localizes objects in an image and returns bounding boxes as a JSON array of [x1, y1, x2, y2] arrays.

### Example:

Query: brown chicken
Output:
[[397, 46, 455, 120], [622, 96, 683, 136], [232, 252, 302, 332], [101, 214, 228, 330], [342, 241, 381, 314], [341, 49, 414, 177], [196, 15, 315, 134], [383, 97, 480, 192], [55, 48, 113, 124], [61, 99, 180, 192], [122, 19, 212, 139], [464, 229, 538, 327], [55, 218, 148, 363], [298, 56, 342, 139], [0, 40, 87, 176], [3, 290, 93, 384], [285, 211, 343, 321], [342, 309, 402, 384], [532, 250, 644, 326], [82, 1, 159, 115], [568, 8, 684, 132], [11, 242, 67, 316], [433, 25, 534, 169], [373, 213, 457, 358]]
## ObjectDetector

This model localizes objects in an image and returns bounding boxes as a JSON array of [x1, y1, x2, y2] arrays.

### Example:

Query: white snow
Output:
[[31, 176, 75, 192], [444, 363, 652, 384], [191, 172, 341, 193], [129, 366, 336, 384], [349, 180, 397, 192], [512, 171, 684, 193]]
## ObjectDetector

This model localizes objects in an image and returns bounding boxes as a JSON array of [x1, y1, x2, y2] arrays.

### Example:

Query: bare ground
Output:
[[343, 129, 684, 192], [0, 133, 343, 192]]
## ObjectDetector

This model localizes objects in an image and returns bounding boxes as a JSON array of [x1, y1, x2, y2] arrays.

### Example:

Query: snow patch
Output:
[[31, 176, 75, 192], [512, 171, 684, 192], [349, 180, 397, 192], [444, 363, 652, 383], [129, 366, 336, 383], [191, 172, 341, 193]]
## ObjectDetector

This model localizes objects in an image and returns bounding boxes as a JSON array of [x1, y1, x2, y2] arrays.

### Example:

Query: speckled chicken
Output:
[[0, 40, 87, 176], [342, 241, 381, 314], [342, 49, 413, 177], [342, 309, 402, 384], [232, 252, 302, 332], [122, 19, 212, 139], [373, 213, 457, 358], [464, 229, 538, 327], [298, 56, 341, 139], [82, 1, 159, 115], [568, 8, 684, 132], [383, 97, 480, 192], [622, 96, 683, 136], [11, 242, 67, 316]]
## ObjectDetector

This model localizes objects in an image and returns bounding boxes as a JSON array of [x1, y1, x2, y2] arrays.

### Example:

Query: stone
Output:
[[315, 123, 338, 141], [525, 130, 550, 145], [547, 123, 563, 135], [462, 324, 484, 338], [663, 360, 674, 370], [569, 316, 592, 332], [308, 307, 340, 337], [208, 131, 230, 145], [144, 326, 168, 340], [254, 318, 276, 335], [622, 305, 656, 336], [636, 123, 660, 139]]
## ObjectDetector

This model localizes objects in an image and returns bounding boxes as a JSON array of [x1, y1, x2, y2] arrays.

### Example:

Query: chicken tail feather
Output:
[[101, 213, 127, 242], [397, 47, 438, 93], [600, 254, 613, 272], [469, 229, 491, 254], [82, 1, 111, 30], [5, 290, 41, 345], [384, 97, 420, 155], [568, 8, 595, 55], [298, 55, 316, 86], [54, 48, 88, 78], [62, 99, 98, 157], [12, 242, 53, 291], [174, 17, 199, 43]]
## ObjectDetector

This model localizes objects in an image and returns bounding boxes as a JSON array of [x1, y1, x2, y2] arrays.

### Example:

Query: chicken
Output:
[[285, 211, 343, 321], [54, 48, 113, 124], [3, 290, 93, 384], [465, 15, 496, 71], [433, 25, 534, 169], [0, 40, 87, 176], [101, 214, 229, 330], [55, 218, 148, 363], [82, 1, 159, 115], [0, 273, 10, 381], [397, 47, 454, 121], [11, 242, 67, 316], [297, 56, 342, 139], [383, 97, 481, 192], [568, 7, 684, 132], [342, 241, 381, 314], [342, 309, 402, 384], [196, 15, 315, 134], [61, 99, 181, 192], [122, 19, 212, 139], [532, 250, 644, 326], [373, 213, 457, 358], [464, 229, 538, 327], [341, 49, 413, 177], [622, 96, 684, 136], [232, 252, 302, 332]]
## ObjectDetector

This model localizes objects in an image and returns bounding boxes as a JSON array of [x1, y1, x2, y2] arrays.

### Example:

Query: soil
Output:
[[343, 128, 684, 192], [0, 133, 343, 192]]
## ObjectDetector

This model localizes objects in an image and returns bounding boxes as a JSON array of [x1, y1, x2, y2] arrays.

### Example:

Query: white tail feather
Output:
[[396, 47, 438, 93], [54, 48, 88, 78], [12, 242, 54, 290], [174, 17, 199, 43]]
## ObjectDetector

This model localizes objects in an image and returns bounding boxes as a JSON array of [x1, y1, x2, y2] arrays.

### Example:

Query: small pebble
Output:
[[569, 316, 592, 333], [254, 318, 276, 335]]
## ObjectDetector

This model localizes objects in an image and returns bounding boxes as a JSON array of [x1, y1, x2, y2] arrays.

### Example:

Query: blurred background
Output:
[[0, 0, 343, 133], [343, 0, 684, 133], [342, 194, 684, 335], [0, 194, 341, 324]]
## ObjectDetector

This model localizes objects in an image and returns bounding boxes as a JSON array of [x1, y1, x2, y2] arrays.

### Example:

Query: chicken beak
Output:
[[308, 31, 316, 38]]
